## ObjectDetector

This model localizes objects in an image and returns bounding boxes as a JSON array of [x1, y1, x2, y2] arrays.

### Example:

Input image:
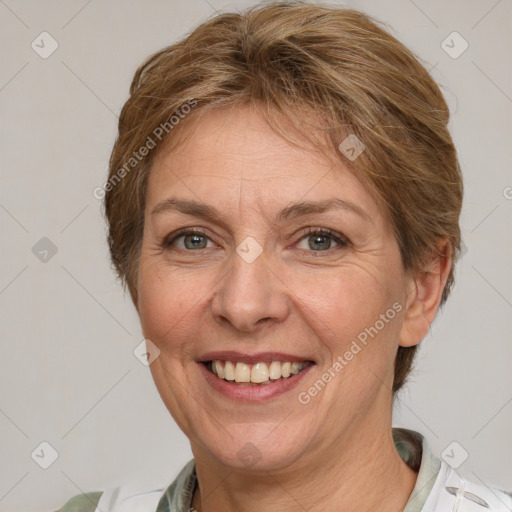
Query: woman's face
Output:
[[137, 106, 414, 471]]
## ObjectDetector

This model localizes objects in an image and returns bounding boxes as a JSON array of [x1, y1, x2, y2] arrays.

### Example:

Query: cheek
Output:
[[301, 267, 404, 386], [300, 268, 396, 333], [137, 263, 206, 350]]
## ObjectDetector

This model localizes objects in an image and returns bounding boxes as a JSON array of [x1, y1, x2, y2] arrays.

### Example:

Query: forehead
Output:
[[146, 105, 381, 220]]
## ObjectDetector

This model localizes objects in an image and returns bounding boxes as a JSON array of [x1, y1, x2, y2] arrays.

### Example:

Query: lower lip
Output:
[[198, 362, 315, 402]]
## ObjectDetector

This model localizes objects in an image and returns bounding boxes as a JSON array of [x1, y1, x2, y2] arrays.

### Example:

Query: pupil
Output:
[[310, 235, 330, 251], [185, 234, 206, 249]]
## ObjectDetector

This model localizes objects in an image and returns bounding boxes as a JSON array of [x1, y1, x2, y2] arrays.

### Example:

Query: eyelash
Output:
[[163, 227, 349, 255]]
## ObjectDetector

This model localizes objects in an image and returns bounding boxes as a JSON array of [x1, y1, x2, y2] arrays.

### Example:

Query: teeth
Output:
[[251, 363, 269, 383], [214, 360, 225, 379], [281, 362, 291, 378], [210, 360, 309, 384], [290, 362, 301, 375], [269, 361, 281, 380], [234, 362, 251, 383], [224, 361, 236, 381]]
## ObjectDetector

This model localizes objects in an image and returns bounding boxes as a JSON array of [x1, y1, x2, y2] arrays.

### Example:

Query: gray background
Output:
[[0, 1, 510, 510]]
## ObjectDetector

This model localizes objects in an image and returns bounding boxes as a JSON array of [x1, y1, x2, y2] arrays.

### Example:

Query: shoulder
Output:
[[55, 460, 196, 512], [55, 485, 165, 512], [424, 461, 512, 512], [55, 492, 102, 512]]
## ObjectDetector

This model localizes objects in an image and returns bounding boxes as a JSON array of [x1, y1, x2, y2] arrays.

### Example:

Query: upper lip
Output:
[[197, 351, 315, 365]]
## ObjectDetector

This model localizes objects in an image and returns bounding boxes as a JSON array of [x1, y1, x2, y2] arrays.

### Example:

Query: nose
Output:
[[211, 247, 290, 334]]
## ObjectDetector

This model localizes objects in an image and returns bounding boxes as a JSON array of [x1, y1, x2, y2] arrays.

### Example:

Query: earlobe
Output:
[[398, 241, 452, 348]]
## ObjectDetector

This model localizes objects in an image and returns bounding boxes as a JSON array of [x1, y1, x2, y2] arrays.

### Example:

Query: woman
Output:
[[58, 2, 511, 511]]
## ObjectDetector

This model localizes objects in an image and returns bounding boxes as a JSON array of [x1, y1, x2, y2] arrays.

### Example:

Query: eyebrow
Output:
[[151, 197, 371, 224]]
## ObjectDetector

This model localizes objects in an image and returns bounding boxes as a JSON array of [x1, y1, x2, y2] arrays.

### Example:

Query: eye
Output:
[[295, 228, 348, 253], [163, 227, 349, 254], [164, 228, 216, 250]]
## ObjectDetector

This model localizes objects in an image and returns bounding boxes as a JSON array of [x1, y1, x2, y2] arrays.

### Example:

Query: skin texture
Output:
[[136, 105, 451, 512]]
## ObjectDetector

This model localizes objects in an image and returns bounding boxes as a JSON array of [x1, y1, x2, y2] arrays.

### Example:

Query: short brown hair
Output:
[[105, 1, 463, 393]]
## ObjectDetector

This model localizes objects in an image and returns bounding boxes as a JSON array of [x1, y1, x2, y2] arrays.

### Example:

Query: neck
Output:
[[191, 424, 418, 512]]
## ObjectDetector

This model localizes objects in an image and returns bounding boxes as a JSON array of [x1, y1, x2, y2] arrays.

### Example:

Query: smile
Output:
[[206, 360, 313, 385]]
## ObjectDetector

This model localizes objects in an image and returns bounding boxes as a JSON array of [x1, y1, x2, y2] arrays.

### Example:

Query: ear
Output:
[[398, 240, 452, 348]]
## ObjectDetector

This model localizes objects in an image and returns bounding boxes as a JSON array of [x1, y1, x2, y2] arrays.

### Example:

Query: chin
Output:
[[195, 423, 313, 472]]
